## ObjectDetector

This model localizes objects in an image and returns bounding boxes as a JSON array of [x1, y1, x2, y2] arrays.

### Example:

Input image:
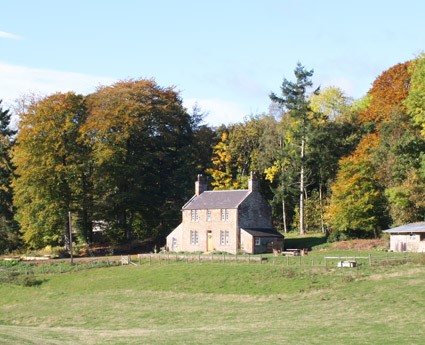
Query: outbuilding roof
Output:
[[183, 190, 250, 210], [383, 222, 425, 234], [241, 228, 284, 238]]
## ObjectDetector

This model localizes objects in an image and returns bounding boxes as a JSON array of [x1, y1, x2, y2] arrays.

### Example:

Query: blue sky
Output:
[[1, 0, 424, 126]]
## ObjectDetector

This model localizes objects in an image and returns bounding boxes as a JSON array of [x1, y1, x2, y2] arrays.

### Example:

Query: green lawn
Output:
[[1, 256, 425, 345]]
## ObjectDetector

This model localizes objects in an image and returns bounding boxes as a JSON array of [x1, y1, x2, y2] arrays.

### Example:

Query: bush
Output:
[[327, 229, 377, 243], [327, 230, 350, 243]]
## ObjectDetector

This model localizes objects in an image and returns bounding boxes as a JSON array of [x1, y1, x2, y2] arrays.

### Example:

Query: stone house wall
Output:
[[238, 191, 272, 229]]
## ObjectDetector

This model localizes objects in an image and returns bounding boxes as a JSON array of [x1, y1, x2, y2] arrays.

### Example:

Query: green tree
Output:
[[307, 119, 361, 233], [405, 54, 425, 135], [263, 114, 299, 233], [0, 100, 19, 253], [84, 79, 195, 241], [270, 63, 319, 234], [12, 93, 90, 249], [188, 104, 217, 174], [327, 134, 389, 238], [310, 86, 353, 121]]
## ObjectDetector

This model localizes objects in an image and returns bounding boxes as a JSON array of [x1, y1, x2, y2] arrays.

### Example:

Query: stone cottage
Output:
[[166, 173, 284, 254]]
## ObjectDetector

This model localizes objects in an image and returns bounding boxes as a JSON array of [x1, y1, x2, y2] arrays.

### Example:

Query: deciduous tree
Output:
[[12, 93, 90, 248], [405, 54, 425, 135], [327, 134, 389, 238], [0, 100, 19, 253], [84, 79, 195, 241]]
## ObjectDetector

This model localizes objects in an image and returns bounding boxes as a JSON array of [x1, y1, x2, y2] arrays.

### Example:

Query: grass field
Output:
[[1, 250, 425, 345]]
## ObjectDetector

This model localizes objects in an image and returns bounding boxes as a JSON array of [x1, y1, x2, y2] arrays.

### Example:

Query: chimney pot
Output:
[[248, 171, 259, 192], [195, 174, 207, 196]]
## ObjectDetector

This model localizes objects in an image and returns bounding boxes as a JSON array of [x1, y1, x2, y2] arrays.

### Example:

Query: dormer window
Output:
[[221, 209, 229, 221]]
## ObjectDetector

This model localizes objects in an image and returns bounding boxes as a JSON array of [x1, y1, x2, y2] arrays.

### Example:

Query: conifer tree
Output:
[[270, 63, 318, 234]]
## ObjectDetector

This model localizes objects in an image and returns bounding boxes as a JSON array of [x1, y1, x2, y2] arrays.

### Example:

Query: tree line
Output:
[[1, 55, 425, 253]]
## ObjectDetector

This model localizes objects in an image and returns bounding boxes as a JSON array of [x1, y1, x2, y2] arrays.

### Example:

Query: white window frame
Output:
[[206, 209, 211, 222], [220, 230, 229, 245], [190, 230, 199, 245], [255, 237, 261, 246], [221, 208, 229, 221], [191, 210, 199, 222]]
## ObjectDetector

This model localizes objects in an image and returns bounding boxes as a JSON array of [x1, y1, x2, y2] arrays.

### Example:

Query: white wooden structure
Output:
[[383, 222, 425, 252]]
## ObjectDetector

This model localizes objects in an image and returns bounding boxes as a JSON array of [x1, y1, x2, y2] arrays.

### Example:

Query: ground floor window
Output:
[[220, 230, 229, 245], [190, 230, 199, 245], [255, 237, 261, 246]]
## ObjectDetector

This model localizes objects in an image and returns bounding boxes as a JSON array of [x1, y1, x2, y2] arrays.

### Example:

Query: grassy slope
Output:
[[1, 259, 425, 345]]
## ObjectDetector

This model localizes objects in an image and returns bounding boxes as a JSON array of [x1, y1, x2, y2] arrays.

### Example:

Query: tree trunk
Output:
[[299, 137, 305, 235], [319, 183, 325, 233], [282, 197, 287, 234], [126, 210, 134, 241]]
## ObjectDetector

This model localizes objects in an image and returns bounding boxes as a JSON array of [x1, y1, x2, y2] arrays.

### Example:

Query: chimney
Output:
[[195, 174, 207, 196], [248, 171, 259, 192]]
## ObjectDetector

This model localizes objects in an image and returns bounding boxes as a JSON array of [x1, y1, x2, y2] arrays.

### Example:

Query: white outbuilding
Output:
[[383, 222, 425, 252]]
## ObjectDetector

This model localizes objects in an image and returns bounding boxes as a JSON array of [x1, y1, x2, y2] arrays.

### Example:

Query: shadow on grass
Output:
[[284, 234, 327, 250]]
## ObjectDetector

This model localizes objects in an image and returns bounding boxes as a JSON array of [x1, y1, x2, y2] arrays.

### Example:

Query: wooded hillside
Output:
[[1, 55, 425, 253]]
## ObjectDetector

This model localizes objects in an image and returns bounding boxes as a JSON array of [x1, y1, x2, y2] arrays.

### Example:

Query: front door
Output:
[[207, 231, 213, 252]]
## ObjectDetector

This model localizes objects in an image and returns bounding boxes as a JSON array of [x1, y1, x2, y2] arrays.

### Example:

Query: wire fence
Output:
[[0, 258, 121, 286], [134, 252, 417, 267], [0, 252, 421, 286]]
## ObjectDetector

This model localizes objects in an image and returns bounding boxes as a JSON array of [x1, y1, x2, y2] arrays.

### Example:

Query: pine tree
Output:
[[270, 63, 318, 234]]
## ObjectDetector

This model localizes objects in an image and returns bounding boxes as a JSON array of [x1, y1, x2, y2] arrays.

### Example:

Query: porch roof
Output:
[[241, 228, 284, 238]]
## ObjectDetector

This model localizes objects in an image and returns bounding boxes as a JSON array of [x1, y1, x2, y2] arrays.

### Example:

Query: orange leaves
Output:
[[358, 61, 411, 125]]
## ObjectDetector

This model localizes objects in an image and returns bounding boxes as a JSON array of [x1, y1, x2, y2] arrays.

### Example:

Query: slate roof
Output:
[[241, 228, 284, 238], [182, 190, 250, 210], [383, 222, 425, 233]]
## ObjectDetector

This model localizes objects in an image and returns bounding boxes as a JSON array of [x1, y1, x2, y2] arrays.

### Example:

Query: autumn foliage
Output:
[[358, 61, 411, 125], [2, 57, 425, 252]]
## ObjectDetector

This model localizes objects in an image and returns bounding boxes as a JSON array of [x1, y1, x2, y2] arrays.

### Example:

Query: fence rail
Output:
[[134, 252, 415, 267], [0, 252, 417, 285], [137, 253, 266, 264]]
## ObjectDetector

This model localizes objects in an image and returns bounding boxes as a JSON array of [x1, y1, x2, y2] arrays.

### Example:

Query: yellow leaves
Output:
[[264, 163, 279, 183], [206, 131, 240, 190]]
